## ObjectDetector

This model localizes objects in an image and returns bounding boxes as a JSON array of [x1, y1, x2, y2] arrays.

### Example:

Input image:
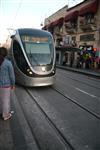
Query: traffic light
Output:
[[93, 48, 97, 52]]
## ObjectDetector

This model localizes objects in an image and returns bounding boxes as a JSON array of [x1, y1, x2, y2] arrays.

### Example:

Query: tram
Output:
[[6, 28, 56, 87]]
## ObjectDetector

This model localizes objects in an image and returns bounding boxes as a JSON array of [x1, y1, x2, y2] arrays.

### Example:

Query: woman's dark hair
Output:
[[0, 47, 8, 66], [0, 47, 7, 57]]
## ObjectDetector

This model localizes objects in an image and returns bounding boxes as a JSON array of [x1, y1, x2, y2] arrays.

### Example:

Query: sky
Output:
[[0, 0, 83, 43]]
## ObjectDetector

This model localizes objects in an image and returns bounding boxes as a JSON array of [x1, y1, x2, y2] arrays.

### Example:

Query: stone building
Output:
[[42, 0, 100, 69]]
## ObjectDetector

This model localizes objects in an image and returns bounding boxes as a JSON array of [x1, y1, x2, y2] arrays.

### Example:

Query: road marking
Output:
[[75, 87, 97, 98]]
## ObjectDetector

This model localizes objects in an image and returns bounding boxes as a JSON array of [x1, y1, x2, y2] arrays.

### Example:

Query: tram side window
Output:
[[13, 40, 28, 72]]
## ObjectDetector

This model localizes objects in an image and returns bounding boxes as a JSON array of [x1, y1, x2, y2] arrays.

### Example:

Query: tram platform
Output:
[[57, 65, 100, 79], [0, 94, 38, 150], [0, 91, 39, 150]]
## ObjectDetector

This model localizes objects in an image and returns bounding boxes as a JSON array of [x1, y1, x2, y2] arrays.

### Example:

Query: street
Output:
[[0, 68, 100, 150]]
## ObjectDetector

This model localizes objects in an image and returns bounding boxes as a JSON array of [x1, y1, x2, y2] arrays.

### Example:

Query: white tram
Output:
[[6, 28, 56, 87]]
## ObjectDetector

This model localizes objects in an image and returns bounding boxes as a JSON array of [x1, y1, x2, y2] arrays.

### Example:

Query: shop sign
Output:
[[80, 34, 95, 41]]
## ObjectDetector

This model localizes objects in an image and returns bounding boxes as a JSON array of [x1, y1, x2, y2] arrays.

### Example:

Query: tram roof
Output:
[[17, 28, 51, 37]]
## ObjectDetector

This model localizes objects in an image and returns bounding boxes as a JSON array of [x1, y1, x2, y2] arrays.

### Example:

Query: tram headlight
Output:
[[42, 66, 46, 72], [29, 71, 33, 75], [27, 68, 30, 72], [27, 68, 33, 75]]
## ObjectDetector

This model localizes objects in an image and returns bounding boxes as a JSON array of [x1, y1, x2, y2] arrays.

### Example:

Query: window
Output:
[[13, 40, 28, 73], [85, 14, 94, 24]]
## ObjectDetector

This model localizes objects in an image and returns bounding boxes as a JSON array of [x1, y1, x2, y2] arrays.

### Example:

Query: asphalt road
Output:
[[0, 68, 100, 150]]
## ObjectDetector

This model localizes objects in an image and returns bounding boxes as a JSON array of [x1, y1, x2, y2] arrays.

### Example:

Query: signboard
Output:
[[21, 36, 48, 43]]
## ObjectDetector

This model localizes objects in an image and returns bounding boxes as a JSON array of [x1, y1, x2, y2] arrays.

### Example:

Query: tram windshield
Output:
[[21, 35, 54, 66]]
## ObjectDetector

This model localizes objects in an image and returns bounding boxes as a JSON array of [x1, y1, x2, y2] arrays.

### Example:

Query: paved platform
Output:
[[0, 91, 39, 150]]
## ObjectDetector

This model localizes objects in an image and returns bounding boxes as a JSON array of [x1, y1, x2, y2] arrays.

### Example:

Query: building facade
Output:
[[42, 0, 100, 69]]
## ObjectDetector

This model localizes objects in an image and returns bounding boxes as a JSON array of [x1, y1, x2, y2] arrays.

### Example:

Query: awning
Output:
[[42, 24, 50, 30], [56, 46, 80, 52], [42, 26, 47, 30], [64, 11, 79, 22], [51, 17, 64, 26], [79, 0, 98, 16], [57, 17, 64, 26]]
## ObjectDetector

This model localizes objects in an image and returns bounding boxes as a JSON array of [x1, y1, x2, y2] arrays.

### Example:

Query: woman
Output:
[[0, 47, 15, 120]]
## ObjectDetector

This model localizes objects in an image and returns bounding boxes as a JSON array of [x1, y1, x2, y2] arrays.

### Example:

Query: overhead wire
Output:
[[11, 0, 23, 28]]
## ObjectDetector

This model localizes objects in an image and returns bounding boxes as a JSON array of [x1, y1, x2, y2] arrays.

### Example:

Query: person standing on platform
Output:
[[0, 47, 15, 121]]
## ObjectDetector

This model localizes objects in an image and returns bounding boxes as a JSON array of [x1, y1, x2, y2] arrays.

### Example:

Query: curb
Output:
[[57, 65, 100, 79]]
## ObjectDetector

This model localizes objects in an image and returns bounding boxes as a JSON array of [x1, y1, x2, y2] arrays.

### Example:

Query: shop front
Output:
[[79, 45, 100, 69], [56, 46, 80, 67]]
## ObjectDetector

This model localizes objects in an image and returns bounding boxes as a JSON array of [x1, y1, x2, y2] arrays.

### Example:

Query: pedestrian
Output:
[[70, 53, 73, 67], [0, 47, 15, 120]]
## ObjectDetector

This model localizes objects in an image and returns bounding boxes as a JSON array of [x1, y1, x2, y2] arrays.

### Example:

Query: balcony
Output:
[[64, 22, 77, 33], [79, 17, 97, 31], [53, 26, 63, 38]]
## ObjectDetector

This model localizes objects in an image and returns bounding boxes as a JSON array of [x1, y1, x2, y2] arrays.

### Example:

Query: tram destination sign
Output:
[[21, 36, 48, 43]]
